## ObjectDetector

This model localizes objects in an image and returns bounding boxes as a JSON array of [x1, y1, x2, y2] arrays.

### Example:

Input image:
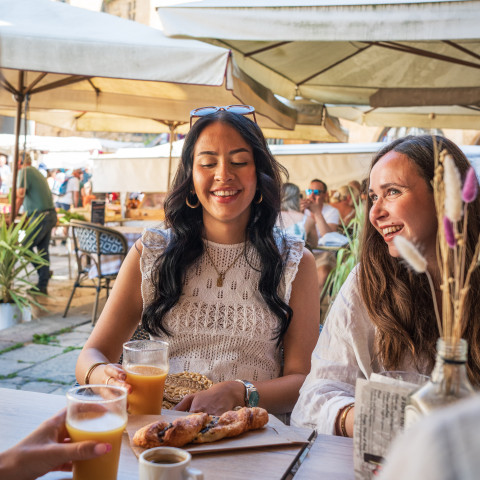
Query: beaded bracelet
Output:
[[84, 362, 108, 385], [340, 403, 355, 437]]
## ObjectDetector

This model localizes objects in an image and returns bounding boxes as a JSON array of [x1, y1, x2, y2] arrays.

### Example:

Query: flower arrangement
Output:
[[394, 148, 480, 345]]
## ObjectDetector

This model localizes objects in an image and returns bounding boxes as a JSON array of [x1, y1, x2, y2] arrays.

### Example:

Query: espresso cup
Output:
[[139, 447, 203, 480]]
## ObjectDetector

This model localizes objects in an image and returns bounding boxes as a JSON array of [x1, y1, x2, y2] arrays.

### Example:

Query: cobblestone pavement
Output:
[[0, 321, 93, 394], [0, 243, 103, 395]]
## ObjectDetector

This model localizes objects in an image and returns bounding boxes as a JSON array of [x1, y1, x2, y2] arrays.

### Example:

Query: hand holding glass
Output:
[[123, 340, 169, 415], [66, 385, 127, 480]]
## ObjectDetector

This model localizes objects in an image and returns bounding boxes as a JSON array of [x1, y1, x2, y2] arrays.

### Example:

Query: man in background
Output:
[[301, 178, 340, 293], [16, 153, 57, 295]]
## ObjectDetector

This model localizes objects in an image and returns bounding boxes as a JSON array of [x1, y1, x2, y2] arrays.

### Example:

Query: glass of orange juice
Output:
[[66, 384, 127, 480], [123, 339, 169, 415]]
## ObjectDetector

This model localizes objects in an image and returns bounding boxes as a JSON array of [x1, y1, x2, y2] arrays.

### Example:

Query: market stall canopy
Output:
[[0, 134, 103, 153], [158, 0, 480, 107], [93, 140, 379, 193], [94, 140, 480, 194], [39, 152, 94, 171], [93, 141, 185, 193]]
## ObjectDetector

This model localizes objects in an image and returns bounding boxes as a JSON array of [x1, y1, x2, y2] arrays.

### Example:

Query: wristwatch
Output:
[[235, 379, 260, 407]]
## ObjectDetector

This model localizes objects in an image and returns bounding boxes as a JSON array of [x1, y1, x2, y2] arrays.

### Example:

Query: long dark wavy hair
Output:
[[142, 111, 293, 345], [359, 135, 480, 385]]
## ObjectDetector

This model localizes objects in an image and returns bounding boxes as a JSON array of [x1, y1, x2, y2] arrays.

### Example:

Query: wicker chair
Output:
[[63, 220, 128, 325]]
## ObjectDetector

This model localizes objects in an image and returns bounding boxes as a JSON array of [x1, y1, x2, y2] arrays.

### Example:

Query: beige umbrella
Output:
[[327, 105, 480, 130], [159, 1, 480, 107], [0, 97, 347, 142], [0, 0, 298, 223]]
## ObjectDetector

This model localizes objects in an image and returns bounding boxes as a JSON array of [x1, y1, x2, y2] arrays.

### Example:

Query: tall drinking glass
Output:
[[66, 385, 127, 480], [123, 339, 169, 415]]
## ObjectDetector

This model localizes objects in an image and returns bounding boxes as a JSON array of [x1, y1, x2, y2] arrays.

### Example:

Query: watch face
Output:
[[248, 390, 260, 407]]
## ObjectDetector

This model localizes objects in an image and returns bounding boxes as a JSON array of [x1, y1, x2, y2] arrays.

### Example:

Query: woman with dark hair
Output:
[[76, 107, 319, 416], [291, 135, 480, 436]]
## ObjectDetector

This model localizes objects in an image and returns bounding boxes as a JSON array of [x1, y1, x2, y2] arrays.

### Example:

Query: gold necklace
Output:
[[205, 243, 245, 287]]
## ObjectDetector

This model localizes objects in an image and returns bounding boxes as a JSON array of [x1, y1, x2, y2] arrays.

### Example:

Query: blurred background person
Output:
[[15, 153, 57, 294], [54, 168, 81, 211], [301, 178, 340, 293], [0, 153, 12, 194], [80, 178, 96, 208], [330, 184, 361, 227], [46, 169, 57, 192], [348, 179, 362, 194], [278, 182, 318, 249]]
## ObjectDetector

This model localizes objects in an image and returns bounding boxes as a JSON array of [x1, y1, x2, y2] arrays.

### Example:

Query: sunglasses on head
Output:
[[306, 188, 325, 196], [190, 104, 256, 128]]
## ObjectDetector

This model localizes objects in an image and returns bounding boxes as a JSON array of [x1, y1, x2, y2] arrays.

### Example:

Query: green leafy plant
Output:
[[57, 209, 86, 224], [0, 214, 49, 311], [322, 195, 365, 300]]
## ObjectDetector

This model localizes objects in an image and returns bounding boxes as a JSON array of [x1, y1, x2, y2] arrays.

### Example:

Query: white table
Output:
[[1, 388, 355, 480]]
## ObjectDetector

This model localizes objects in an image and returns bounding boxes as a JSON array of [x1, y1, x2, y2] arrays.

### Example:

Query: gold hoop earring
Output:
[[186, 192, 200, 208], [255, 192, 263, 204]]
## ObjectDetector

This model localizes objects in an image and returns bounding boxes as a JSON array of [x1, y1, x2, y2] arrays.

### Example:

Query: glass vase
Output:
[[404, 337, 475, 429]]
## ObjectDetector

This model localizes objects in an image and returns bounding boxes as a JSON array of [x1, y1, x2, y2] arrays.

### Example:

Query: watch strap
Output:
[[234, 379, 259, 407]]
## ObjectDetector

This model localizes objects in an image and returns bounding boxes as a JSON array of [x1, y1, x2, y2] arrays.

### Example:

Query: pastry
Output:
[[194, 406, 268, 443], [133, 407, 268, 448], [133, 412, 209, 449]]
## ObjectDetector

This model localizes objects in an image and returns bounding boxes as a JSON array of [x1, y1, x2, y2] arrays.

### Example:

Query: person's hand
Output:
[[309, 192, 324, 211], [300, 197, 309, 213], [173, 381, 245, 416], [0, 409, 111, 480], [101, 363, 132, 394]]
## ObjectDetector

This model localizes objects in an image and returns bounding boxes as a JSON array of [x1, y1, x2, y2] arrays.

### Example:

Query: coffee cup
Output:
[[139, 447, 203, 480]]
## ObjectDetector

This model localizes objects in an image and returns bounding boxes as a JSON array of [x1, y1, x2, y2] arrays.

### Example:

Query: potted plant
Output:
[[322, 194, 365, 303], [0, 213, 48, 329]]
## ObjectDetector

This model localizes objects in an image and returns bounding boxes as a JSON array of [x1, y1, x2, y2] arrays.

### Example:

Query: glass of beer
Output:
[[123, 339, 169, 415], [66, 385, 128, 480]]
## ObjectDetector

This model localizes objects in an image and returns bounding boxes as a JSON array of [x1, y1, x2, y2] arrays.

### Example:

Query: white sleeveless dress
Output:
[[140, 228, 304, 383]]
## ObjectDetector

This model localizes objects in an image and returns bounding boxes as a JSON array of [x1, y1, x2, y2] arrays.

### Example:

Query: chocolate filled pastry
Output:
[[133, 407, 268, 448]]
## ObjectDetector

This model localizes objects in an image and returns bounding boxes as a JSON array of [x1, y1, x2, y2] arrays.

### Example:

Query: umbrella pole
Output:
[[167, 124, 176, 191], [9, 70, 25, 225]]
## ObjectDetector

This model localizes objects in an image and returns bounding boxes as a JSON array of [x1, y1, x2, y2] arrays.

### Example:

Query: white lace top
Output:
[[140, 228, 304, 384]]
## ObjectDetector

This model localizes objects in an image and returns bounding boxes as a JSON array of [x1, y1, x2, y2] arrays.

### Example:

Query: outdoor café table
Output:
[[294, 434, 354, 480], [0, 388, 358, 479]]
